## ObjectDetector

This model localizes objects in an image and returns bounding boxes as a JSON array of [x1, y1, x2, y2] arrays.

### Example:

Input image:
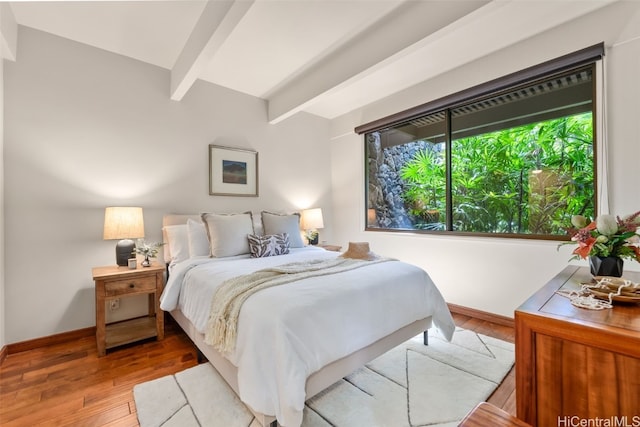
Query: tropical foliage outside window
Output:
[[399, 114, 593, 234], [366, 65, 596, 239]]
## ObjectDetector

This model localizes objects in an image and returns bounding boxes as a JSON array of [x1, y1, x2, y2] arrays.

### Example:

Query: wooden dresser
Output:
[[515, 266, 640, 426]]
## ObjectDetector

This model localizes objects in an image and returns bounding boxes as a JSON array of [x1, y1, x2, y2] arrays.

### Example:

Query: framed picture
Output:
[[209, 145, 259, 196]]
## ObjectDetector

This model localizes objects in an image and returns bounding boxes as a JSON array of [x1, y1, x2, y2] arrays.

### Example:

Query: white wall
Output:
[[1, 53, 5, 350], [3, 27, 333, 343], [0, 0, 17, 353], [329, 1, 640, 318]]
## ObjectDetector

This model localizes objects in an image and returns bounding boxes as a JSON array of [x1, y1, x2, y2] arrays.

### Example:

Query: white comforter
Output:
[[160, 247, 455, 427]]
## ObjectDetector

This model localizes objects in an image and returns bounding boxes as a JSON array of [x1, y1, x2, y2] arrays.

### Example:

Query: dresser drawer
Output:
[[104, 276, 157, 297]]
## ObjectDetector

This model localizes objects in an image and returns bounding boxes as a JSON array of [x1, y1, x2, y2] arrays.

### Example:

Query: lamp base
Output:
[[115, 239, 135, 267]]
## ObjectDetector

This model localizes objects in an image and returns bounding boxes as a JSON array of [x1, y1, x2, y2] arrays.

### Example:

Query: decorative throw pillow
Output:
[[248, 233, 290, 258], [201, 212, 254, 257], [260, 211, 305, 248], [186, 219, 210, 258]]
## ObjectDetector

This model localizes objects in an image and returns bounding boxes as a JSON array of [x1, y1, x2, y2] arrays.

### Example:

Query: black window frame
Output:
[[359, 43, 604, 240]]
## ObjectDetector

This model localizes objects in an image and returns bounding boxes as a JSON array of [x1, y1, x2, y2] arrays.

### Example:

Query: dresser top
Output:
[[516, 266, 640, 334]]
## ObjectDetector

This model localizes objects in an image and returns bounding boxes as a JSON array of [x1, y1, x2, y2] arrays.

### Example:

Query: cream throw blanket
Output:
[[205, 257, 391, 353]]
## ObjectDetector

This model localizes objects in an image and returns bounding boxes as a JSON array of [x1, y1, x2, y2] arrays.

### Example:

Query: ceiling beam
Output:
[[267, 0, 616, 124], [170, 0, 254, 101], [1, 3, 17, 61], [266, 0, 489, 124]]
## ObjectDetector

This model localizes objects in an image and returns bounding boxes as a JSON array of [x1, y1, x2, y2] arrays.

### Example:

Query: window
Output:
[[360, 44, 603, 239]]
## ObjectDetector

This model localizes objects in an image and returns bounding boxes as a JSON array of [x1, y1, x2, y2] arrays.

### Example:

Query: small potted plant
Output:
[[135, 239, 165, 267], [560, 211, 640, 277], [305, 229, 319, 245]]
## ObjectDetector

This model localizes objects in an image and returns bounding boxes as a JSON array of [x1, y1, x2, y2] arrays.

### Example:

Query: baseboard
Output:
[[0, 345, 7, 365], [5, 326, 95, 356], [448, 303, 515, 328]]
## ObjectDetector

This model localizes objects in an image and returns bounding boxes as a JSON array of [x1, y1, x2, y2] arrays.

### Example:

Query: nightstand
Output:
[[318, 244, 342, 252], [92, 263, 165, 356]]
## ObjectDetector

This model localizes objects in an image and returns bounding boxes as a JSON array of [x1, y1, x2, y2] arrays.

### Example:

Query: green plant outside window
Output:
[[366, 65, 596, 239]]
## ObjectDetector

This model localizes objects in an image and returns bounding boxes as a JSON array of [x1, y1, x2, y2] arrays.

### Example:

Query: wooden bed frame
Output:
[[162, 214, 432, 426], [170, 309, 431, 427]]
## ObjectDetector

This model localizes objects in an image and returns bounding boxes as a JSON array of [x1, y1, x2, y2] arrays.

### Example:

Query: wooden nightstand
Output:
[[318, 244, 342, 252], [92, 263, 165, 356]]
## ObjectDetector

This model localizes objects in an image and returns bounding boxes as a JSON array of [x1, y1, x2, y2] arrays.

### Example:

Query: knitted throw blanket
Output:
[[204, 257, 391, 353]]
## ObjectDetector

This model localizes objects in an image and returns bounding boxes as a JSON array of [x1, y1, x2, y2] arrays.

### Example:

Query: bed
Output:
[[159, 213, 455, 427]]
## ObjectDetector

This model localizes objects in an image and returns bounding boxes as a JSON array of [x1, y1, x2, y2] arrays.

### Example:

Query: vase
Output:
[[141, 255, 151, 267], [589, 256, 623, 277]]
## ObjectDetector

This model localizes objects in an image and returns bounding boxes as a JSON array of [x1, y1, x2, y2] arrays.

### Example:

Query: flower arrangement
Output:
[[135, 240, 165, 266], [135, 240, 164, 257], [561, 211, 640, 262], [305, 230, 319, 243]]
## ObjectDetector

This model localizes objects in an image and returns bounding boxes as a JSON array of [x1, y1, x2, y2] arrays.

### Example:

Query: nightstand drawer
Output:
[[104, 276, 156, 297]]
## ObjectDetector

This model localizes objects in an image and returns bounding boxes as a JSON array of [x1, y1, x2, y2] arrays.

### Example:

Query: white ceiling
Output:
[[8, 0, 616, 123]]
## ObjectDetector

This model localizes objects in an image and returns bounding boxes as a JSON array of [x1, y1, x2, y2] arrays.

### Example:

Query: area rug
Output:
[[133, 328, 514, 427]]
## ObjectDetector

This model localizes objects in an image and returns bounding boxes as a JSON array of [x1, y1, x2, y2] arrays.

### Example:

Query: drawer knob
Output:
[[129, 283, 135, 288]]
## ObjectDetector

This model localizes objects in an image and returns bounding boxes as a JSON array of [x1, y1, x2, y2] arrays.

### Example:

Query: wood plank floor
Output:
[[0, 313, 516, 426]]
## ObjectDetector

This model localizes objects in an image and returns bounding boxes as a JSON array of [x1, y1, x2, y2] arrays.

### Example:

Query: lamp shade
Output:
[[301, 208, 324, 230], [103, 207, 145, 240]]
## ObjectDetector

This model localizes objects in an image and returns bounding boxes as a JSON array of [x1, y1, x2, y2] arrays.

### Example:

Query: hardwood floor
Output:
[[0, 313, 515, 426], [0, 319, 199, 426]]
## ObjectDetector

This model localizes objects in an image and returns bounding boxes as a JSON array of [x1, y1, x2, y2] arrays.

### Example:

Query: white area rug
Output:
[[133, 328, 514, 427]]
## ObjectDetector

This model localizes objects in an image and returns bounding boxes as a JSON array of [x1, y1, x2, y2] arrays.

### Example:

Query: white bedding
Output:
[[160, 246, 455, 427]]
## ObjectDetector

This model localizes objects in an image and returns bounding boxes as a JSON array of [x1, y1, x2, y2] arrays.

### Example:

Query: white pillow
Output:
[[187, 218, 210, 258], [163, 224, 189, 263], [201, 212, 254, 257], [251, 211, 264, 236], [261, 211, 305, 248]]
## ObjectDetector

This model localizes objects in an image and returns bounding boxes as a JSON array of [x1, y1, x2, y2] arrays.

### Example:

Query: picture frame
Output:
[[209, 145, 259, 196]]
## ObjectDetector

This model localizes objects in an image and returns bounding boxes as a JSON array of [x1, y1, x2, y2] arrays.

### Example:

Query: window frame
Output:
[[360, 44, 604, 240]]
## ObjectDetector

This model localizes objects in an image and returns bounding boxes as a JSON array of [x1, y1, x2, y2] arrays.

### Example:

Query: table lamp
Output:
[[103, 207, 145, 266], [301, 208, 324, 245]]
